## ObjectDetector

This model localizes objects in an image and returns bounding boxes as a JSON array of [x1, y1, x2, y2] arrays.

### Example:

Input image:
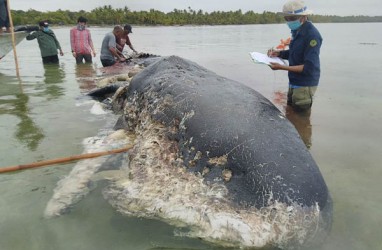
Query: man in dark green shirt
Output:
[[26, 20, 64, 64]]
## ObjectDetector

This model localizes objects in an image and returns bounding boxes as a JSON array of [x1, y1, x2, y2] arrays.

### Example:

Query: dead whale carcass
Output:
[[105, 56, 332, 248], [46, 55, 332, 249]]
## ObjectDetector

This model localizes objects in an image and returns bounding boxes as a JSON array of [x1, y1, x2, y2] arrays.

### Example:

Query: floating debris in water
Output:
[[359, 42, 377, 45]]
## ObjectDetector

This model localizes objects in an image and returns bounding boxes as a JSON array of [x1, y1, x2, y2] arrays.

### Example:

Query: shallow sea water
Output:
[[0, 23, 381, 249]]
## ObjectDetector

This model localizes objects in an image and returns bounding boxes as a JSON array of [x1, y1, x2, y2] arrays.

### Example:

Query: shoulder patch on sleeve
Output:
[[310, 39, 318, 47]]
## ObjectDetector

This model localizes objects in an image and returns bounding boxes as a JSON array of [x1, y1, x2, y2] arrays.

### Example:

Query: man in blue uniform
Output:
[[268, 0, 322, 112]]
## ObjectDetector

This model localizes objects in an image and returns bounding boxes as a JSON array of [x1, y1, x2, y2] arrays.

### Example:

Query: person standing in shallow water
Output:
[[268, 0, 322, 112], [26, 20, 64, 64], [70, 16, 96, 64], [0, 0, 11, 33]]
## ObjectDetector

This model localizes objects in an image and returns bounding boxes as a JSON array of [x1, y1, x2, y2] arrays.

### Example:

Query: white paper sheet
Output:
[[249, 51, 286, 65]]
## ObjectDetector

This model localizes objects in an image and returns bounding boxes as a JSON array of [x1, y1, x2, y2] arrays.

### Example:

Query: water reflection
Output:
[[285, 105, 312, 148], [13, 93, 45, 150], [42, 63, 65, 99], [75, 63, 98, 91], [272, 91, 313, 148], [0, 78, 44, 151]]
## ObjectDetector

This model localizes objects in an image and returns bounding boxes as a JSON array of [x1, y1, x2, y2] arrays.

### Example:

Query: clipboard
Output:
[[249, 51, 286, 66]]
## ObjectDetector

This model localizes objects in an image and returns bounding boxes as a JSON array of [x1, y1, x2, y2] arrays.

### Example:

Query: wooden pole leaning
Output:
[[0, 145, 134, 174], [6, 0, 21, 78]]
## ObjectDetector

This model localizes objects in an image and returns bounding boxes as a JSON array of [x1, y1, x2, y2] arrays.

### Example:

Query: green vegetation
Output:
[[11, 6, 382, 26]]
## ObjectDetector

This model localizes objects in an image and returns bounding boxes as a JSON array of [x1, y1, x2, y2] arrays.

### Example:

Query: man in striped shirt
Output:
[[70, 16, 96, 64]]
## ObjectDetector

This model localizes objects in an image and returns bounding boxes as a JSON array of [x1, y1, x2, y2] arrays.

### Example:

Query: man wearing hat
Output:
[[116, 24, 138, 56], [26, 20, 64, 64], [268, 0, 322, 112]]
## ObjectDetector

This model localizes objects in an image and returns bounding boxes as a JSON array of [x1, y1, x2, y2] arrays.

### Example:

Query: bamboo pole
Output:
[[0, 145, 134, 174], [6, 0, 21, 78]]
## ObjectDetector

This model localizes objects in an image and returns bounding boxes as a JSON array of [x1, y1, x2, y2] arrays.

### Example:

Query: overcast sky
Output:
[[9, 0, 382, 16]]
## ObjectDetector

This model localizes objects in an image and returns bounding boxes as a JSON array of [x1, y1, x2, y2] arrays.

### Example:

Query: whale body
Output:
[[47, 56, 332, 249], [105, 56, 332, 248]]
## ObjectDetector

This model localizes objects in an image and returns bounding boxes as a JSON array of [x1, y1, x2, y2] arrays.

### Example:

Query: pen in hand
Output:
[[267, 48, 273, 57], [267, 48, 279, 58]]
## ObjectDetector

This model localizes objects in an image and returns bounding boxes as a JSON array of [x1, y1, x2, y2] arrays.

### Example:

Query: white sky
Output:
[[8, 0, 382, 16]]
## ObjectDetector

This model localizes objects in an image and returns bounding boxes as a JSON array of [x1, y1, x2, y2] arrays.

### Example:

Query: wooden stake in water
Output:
[[0, 145, 134, 174], [6, 0, 21, 78]]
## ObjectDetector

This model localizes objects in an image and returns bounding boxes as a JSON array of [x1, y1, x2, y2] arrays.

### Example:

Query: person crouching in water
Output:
[[100, 25, 126, 67], [116, 24, 138, 57], [26, 20, 64, 64], [70, 16, 96, 64]]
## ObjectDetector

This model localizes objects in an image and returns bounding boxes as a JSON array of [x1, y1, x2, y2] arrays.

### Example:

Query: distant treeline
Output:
[[11, 5, 382, 26]]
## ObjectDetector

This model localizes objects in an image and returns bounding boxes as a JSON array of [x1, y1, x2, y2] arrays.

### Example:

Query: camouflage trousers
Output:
[[287, 86, 318, 112]]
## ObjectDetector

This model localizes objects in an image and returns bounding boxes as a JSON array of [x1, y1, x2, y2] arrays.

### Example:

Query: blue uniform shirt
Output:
[[279, 21, 322, 87]]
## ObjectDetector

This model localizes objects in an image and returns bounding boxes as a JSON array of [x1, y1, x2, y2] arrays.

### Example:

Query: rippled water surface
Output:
[[0, 23, 381, 250]]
